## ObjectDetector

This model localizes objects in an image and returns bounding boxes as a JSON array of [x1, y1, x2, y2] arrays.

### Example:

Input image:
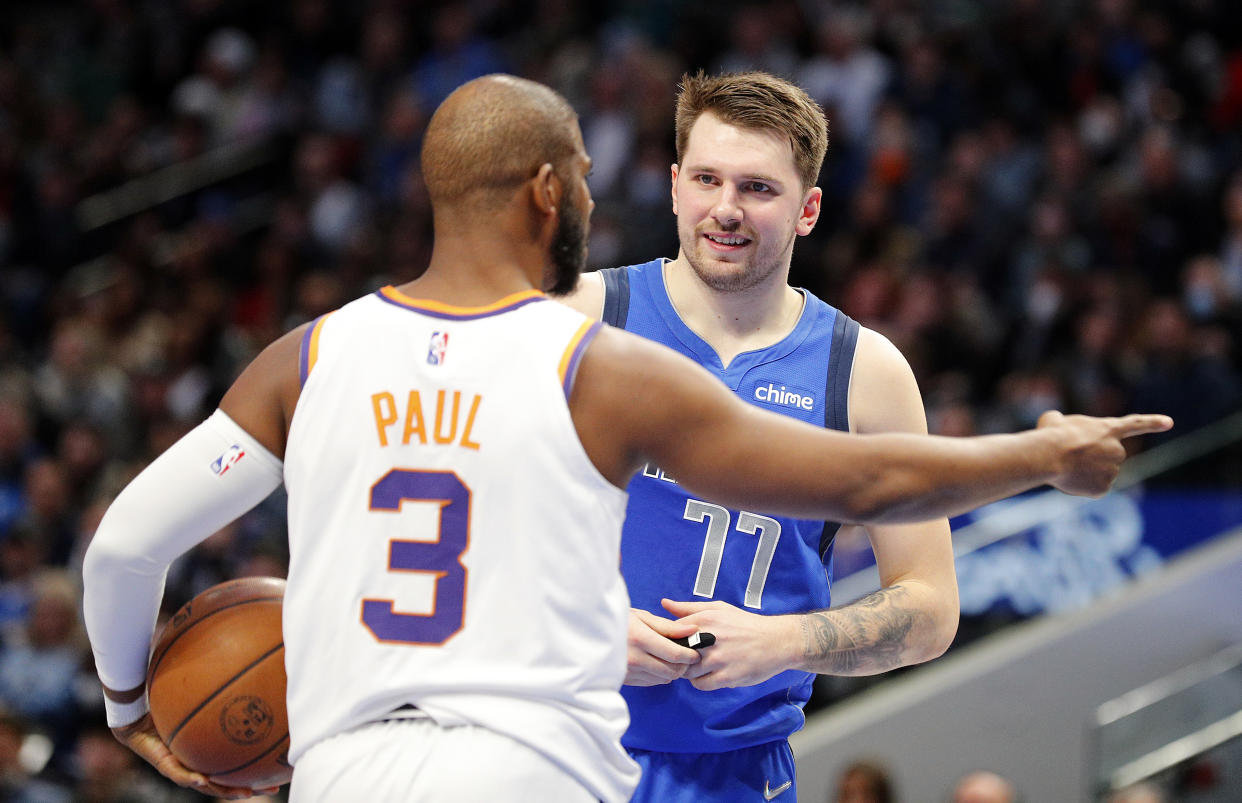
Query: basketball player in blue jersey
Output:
[[83, 73, 1167, 802], [560, 71, 1004, 802]]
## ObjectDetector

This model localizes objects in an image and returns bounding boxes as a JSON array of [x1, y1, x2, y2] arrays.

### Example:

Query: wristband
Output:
[[104, 693, 150, 728]]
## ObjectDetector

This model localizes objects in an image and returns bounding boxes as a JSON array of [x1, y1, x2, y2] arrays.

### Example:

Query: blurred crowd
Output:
[[1, 0, 1241, 798], [828, 755, 1230, 802]]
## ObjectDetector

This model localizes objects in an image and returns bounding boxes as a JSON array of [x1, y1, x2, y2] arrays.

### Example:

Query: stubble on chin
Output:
[[684, 241, 779, 293], [684, 222, 800, 293]]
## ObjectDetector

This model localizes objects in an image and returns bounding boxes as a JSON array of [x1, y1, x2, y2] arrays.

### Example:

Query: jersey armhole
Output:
[[298, 313, 333, 387], [559, 319, 602, 399], [599, 267, 631, 329]]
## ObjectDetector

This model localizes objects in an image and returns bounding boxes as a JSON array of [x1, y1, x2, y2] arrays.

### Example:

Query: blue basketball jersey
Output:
[[601, 259, 859, 753]]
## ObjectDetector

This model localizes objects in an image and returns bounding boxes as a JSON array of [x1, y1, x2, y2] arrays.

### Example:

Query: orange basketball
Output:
[[147, 576, 292, 789]]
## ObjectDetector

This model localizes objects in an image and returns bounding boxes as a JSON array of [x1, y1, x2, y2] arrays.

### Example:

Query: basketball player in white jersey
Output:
[[81, 74, 1170, 802]]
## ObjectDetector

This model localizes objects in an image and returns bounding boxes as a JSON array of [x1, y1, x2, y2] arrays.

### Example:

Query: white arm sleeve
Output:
[[82, 409, 284, 697]]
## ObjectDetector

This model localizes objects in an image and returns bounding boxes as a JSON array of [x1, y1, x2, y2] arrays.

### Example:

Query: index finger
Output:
[[633, 608, 695, 639], [1112, 414, 1174, 439], [640, 630, 701, 663]]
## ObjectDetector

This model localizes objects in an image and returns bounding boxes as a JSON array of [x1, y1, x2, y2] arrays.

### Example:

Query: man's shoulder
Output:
[[598, 257, 666, 281], [558, 272, 606, 319], [852, 325, 905, 366], [840, 325, 913, 385], [846, 325, 929, 432], [620, 257, 665, 271], [562, 259, 666, 322]]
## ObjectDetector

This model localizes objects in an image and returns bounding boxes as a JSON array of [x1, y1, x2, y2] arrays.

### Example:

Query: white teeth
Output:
[[706, 234, 747, 245]]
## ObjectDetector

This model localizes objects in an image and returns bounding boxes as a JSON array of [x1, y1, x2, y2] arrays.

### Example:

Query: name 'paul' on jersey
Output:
[[598, 259, 859, 754]]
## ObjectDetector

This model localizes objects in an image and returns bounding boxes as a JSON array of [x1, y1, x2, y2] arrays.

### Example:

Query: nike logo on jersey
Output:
[[763, 779, 792, 800], [753, 381, 815, 411]]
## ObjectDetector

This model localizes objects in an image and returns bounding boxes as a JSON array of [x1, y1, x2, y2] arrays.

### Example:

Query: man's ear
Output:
[[670, 163, 680, 216], [531, 163, 562, 218], [796, 186, 823, 236]]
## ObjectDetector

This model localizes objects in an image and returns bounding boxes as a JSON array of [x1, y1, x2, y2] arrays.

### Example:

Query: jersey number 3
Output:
[[362, 469, 469, 645]]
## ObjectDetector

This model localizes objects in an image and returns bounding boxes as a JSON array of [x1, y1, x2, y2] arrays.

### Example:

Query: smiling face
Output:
[[672, 112, 821, 293]]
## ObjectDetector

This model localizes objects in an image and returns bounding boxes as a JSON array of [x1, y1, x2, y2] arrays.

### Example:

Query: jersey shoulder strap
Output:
[[820, 309, 861, 558], [824, 309, 860, 431], [598, 267, 631, 329]]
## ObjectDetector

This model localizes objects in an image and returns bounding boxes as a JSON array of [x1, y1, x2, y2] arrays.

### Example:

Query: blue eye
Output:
[[747, 182, 772, 193]]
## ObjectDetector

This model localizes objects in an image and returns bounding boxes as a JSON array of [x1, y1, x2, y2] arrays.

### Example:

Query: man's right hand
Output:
[[112, 714, 279, 800], [1039, 410, 1173, 497], [624, 608, 703, 686]]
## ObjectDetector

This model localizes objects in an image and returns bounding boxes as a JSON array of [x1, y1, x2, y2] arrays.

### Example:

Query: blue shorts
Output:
[[626, 740, 796, 803]]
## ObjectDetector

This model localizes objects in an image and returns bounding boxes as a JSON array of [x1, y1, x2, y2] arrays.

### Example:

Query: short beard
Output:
[[546, 201, 588, 297], [681, 225, 796, 293]]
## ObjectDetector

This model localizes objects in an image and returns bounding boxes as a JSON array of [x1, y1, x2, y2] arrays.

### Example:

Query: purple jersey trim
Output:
[[561, 321, 601, 399], [299, 314, 330, 388], [375, 286, 546, 320]]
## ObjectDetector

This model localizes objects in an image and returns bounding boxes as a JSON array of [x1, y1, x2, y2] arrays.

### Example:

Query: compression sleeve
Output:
[[82, 409, 284, 701]]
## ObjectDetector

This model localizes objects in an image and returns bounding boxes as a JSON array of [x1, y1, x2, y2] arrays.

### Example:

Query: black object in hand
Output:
[[670, 632, 716, 650]]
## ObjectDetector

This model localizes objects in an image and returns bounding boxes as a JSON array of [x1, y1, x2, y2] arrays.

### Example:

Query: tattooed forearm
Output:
[[799, 586, 924, 675]]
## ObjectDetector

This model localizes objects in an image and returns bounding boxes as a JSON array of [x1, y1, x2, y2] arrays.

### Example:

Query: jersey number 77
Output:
[[685, 498, 781, 609]]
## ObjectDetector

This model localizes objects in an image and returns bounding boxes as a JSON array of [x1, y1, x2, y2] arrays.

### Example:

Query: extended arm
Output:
[[569, 327, 1166, 689], [570, 325, 1172, 528]]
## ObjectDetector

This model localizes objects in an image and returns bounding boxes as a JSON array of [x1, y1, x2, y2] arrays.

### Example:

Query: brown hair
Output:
[[674, 71, 828, 190]]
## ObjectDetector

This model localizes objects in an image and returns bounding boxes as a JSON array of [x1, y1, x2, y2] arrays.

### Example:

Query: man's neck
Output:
[[406, 222, 547, 304], [402, 262, 538, 306], [663, 255, 805, 368]]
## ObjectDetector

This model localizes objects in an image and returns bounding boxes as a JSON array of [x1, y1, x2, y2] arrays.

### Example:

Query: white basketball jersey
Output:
[[282, 286, 636, 801]]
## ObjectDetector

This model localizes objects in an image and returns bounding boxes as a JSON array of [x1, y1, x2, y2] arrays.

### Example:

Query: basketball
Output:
[[146, 576, 292, 789]]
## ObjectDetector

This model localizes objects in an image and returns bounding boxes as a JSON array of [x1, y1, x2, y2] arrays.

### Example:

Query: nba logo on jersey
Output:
[[210, 444, 246, 476], [427, 331, 449, 365]]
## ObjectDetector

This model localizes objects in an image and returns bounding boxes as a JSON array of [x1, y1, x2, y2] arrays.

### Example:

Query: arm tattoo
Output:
[[800, 586, 922, 675]]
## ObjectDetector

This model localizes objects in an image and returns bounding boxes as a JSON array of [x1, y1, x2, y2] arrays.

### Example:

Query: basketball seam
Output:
[[148, 596, 282, 679], [166, 643, 284, 747]]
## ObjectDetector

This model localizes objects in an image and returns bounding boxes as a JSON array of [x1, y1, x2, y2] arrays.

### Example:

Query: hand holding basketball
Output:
[[144, 576, 292, 791], [111, 713, 267, 799]]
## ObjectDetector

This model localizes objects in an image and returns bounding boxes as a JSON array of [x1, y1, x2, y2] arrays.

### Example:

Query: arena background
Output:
[[0, 1, 1240, 800]]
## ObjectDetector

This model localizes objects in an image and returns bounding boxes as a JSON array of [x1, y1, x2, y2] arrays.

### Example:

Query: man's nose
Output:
[[711, 184, 742, 227]]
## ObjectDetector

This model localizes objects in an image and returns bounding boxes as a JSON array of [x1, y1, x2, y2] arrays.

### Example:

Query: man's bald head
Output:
[[422, 74, 581, 210]]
